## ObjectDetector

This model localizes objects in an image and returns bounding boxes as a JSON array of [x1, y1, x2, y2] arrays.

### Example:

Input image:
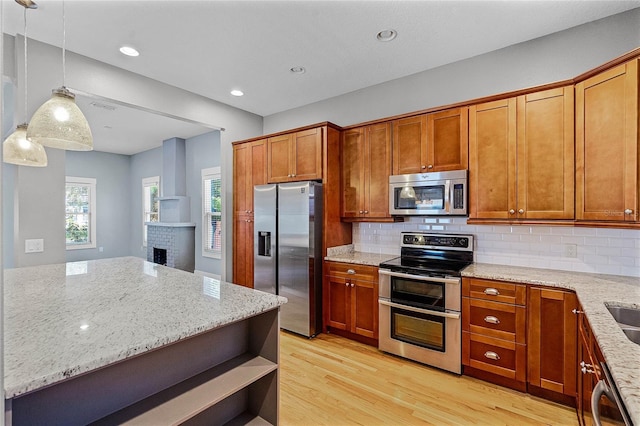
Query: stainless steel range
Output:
[[378, 232, 474, 374]]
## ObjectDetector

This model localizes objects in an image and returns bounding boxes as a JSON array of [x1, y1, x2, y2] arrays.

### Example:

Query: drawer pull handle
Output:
[[483, 288, 500, 296], [347, 269, 356, 275], [484, 316, 500, 324], [484, 351, 500, 361]]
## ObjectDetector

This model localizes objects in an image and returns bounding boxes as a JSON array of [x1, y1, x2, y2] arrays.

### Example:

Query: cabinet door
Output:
[[232, 214, 253, 287], [517, 87, 574, 219], [351, 278, 378, 339], [427, 107, 469, 172], [341, 128, 365, 218], [364, 123, 392, 218], [469, 98, 517, 219], [249, 140, 267, 207], [393, 115, 427, 175], [292, 128, 323, 181], [576, 59, 639, 222], [233, 144, 250, 215], [325, 274, 350, 331], [528, 288, 577, 397], [267, 134, 293, 183]]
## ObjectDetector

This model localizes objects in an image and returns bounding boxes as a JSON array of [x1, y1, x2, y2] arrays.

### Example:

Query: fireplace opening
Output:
[[153, 248, 167, 265]]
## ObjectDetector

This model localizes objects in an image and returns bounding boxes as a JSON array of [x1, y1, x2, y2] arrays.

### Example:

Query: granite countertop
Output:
[[324, 244, 397, 266], [462, 263, 640, 424], [3, 256, 286, 399]]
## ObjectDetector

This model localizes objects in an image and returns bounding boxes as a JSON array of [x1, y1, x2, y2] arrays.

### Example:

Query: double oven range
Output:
[[378, 232, 473, 374]]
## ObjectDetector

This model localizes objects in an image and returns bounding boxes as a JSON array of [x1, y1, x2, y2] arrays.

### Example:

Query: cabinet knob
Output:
[[347, 269, 356, 275], [509, 209, 515, 215], [484, 351, 500, 361], [287, 174, 292, 178], [359, 210, 364, 214], [345, 282, 349, 287], [364, 210, 369, 214], [518, 209, 525, 214], [292, 174, 296, 177], [572, 309, 584, 315], [484, 316, 500, 325], [350, 282, 355, 287], [581, 366, 595, 374], [625, 209, 633, 215], [483, 288, 500, 296], [427, 165, 433, 169], [580, 361, 593, 368], [421, 165, 426, 169]]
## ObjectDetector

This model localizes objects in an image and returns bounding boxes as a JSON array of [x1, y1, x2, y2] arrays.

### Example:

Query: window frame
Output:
[[142, 176, 161, 247], [202, 167, 222, 259], [65, 176, 97, 250]]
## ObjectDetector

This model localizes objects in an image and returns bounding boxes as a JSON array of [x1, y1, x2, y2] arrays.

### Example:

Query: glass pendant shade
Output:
[[400, 185, 416, 199], [3, 123, 48, 167], [27, 87, 93, 151]]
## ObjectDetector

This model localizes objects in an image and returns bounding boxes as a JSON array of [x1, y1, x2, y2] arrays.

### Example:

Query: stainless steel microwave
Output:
[[389, 170, 467, 216]]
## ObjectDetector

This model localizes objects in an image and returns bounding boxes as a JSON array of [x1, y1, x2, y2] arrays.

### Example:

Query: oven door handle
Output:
[[378, 299, 461, 319], [379, 269, 460, 285]]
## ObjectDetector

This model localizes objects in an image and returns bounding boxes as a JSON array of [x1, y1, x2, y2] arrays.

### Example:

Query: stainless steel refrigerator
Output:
[[253, 181, 323, 337]]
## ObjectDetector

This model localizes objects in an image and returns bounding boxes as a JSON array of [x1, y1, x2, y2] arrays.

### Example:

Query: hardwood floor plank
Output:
[[280, 331, 578, 425]]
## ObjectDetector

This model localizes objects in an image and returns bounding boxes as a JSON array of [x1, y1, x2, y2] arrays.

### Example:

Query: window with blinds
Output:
[[202, 167, 222, 259], [65, 177, 97, 250], [142, 176, 160, 246]]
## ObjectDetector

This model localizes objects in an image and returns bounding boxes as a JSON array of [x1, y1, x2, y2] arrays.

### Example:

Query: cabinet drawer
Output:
[[463, 331, 526, 382], [462, 278, 526, 305], [462, 298, 526, 344], [327, 262, 378, 282]]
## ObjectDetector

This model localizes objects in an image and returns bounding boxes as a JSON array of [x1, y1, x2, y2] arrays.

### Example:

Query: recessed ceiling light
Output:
[[119, 46, 140, 57], [376, 29, 397, 42], [290, 66, 306, 74], [230, 89, 244, 97]]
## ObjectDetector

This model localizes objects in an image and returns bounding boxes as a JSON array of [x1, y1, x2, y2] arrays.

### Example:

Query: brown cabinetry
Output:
[[576, 59, 639, 223], [392, 107, 468, 175], [232, 140, 267, 287], [267, 127, 323, 183], [341, 123, 392, 220], [528, 287, 578, 398], [469, 86, 574, 220], [324, 262, 378, 344], [462, 278, 527, 389]]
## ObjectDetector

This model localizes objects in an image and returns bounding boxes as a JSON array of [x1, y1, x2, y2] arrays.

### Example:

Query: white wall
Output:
[[264, 9, 640, 133]]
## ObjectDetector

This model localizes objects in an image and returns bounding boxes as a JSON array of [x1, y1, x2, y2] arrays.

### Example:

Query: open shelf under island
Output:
[[3, 257, 286, 425]]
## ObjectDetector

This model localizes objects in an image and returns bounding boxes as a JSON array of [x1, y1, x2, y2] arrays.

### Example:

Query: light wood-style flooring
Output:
[[279, 331, 578, 425]]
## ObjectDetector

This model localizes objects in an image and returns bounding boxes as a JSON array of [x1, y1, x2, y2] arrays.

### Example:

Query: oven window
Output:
[[394, 185, 445, 211], [391, 307, 445, 352], [391, 277, 444, 310]]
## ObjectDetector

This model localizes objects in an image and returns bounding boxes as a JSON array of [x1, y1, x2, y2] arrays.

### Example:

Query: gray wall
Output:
[[65, 151, 131, 262], [185, 131, 222, 274], [129, 147, 163, 258], [264, 9, 640, 133]]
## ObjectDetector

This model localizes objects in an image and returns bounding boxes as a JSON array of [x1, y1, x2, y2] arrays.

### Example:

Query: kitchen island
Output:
[[4, 256, 286, 425]]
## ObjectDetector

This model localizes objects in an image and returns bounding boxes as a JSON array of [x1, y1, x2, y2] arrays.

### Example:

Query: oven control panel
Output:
[[401, 233, 473, 251]]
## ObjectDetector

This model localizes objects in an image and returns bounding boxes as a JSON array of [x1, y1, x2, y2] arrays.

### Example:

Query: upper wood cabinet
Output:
[[267, 127, 323, 183], [392, 107, 469, 175], [576, 59, 639, 223], [341, 123, 392, 220], [469, 86, 575, 220]]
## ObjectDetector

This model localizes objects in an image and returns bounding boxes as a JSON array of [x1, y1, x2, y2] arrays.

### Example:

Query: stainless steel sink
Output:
[[607, 306, 640, 327], [622, 328, 640, 345], [606, 305, 640, 345]]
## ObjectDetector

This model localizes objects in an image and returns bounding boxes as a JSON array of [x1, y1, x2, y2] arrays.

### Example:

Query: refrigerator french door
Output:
[[254, 181, 323, 337]]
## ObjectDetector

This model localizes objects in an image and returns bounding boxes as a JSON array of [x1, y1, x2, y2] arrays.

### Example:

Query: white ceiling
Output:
[[2, 0, 639, 154]]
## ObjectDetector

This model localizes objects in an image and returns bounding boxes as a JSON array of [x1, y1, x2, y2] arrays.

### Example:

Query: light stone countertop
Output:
[[3, 256, 286, 399], [325, 245, 397, 266], [462, 263, 640, 424]]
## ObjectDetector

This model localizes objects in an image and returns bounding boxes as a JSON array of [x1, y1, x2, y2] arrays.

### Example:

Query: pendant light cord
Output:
[[23, 5, 28, 123], [62, 0, 66, 88]]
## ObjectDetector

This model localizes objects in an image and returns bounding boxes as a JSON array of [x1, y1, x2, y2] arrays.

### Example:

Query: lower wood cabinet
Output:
[[323, 261, 378, 345], [232, 214, 254, 287], [528, 287, 578, 398]]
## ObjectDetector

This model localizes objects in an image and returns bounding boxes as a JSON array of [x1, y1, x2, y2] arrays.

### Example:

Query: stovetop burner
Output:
[[379, 232, 474, 277]]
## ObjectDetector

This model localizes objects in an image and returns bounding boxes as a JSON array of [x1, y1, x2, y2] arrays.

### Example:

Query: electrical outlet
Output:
[[563, 244, 577, 258], [25, 239, 44, 253]]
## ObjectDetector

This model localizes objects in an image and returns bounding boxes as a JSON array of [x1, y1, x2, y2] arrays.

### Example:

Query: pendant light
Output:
[[27, 0, 93, 151], [2, 0, 48, 167]]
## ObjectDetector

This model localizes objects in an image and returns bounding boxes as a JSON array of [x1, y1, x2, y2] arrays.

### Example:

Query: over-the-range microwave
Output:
[[389, 170, 467, 216]]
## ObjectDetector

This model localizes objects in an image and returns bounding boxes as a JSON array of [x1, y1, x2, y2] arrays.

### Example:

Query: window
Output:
[[202, 167, 222, 258], [65, 177, 96, 250], [142, 176, 160, 246]]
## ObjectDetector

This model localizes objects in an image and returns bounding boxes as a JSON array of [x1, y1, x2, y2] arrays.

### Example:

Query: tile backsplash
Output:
[[353, 217, 640, 278]]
